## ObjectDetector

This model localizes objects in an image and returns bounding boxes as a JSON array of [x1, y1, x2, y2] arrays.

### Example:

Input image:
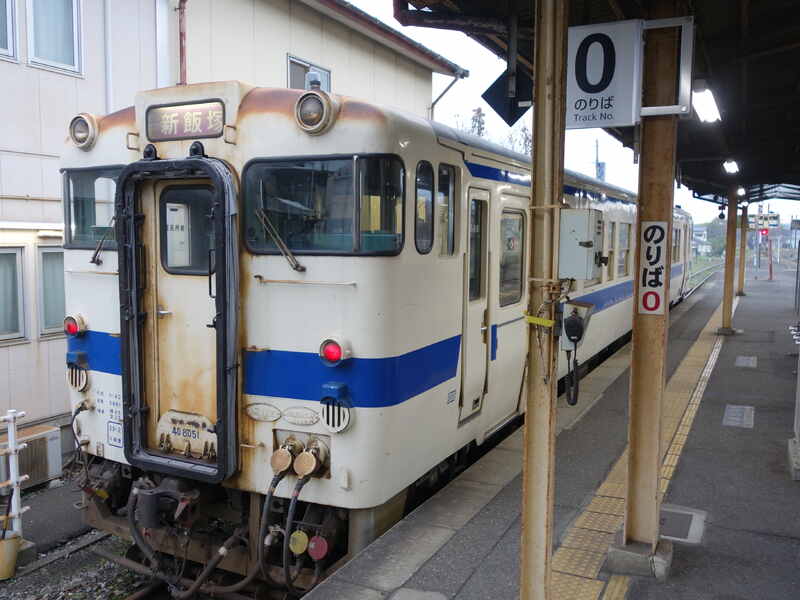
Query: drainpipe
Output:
[[429, 70, 466, 121], [178, 0, 189, 85], [103, 0, 113, 112]]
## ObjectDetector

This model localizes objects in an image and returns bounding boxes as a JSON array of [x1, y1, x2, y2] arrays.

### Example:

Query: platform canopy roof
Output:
[[395, 0, 800, 206]]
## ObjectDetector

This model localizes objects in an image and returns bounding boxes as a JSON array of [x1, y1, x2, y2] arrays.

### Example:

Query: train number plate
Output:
[[155, 410, 218, 460]]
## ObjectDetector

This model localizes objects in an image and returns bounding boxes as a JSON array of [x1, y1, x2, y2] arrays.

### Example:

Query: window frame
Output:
[[607, 221, 616, 282], [158, 185, 216, 276], [27, 0, 82, 74], [287, 54, 331, 92], [414, 160, 435, 255], [62, 164, 125, 250], [498, 209, 525, 307], [241, 153, 405, 257], [468, 198, 486, 301], [0, 0, 17, 60], [0, 247, 25, 341], [437, 163, 457, 257], [37, 245, 65, 336]]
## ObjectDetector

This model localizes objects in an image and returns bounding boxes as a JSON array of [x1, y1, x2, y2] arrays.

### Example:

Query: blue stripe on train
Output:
[[243, 335, 461, 407], [67, 330, 122, 375], [66, 268, 685, 402]]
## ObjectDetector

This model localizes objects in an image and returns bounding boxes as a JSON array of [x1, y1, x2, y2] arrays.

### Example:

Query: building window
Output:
[[618, 222, 631, 277], [415, 161, 434, 254], [607, 221, 616, 281], [499, 211, 524, 306], [288, 55, 331, 92], [438, 164, 456, 256], [0, 248, 24, 340], [28, 0, 81, 72], [0, 0, 16, 59], [39, 247, 65, 334]]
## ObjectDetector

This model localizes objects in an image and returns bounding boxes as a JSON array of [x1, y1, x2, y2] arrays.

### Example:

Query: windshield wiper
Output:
[[90, 217, 115, 265], [255, 185, 306, 273]]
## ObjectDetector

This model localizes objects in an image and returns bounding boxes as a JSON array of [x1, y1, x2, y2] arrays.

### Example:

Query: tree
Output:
[[470, 107, 486, 138], [519, 124, 532, 155]]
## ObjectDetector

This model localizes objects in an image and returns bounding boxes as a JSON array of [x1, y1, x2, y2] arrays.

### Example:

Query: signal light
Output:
[[63, 315, 86, 336], [760, 228, 769, 236], [319, 338, 350, 366]]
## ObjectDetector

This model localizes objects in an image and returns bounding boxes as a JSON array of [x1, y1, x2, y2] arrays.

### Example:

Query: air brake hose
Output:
[[258, 472, 288, 586], [126, 487, 161, 571], [283, 475, 312, 598]]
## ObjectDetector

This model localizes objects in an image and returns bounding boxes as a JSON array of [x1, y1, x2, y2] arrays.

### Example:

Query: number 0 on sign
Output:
[[638, 221, 668, 315]]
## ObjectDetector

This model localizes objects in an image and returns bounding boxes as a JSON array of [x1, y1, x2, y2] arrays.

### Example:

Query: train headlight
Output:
[[319, 338, 351, 367], [69, 113, 98, 150], [295, 91, 336, 135]]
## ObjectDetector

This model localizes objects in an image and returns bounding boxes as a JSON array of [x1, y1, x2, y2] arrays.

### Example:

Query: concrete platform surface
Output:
[[308, 271, 731, 600]]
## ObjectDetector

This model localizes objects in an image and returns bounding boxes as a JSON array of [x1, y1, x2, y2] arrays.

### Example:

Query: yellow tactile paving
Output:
[[596, 481, 626, 498], [561, 528, 615, 552], [550, 571, 605, 600], [587, 496, 625, 516], [546, 298, 731, 600], [602, 575, 631, 600], [574, 511, 624, 534], [553, 547, 607, 579]]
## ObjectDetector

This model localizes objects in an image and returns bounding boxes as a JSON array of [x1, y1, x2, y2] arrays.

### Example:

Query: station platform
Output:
[[306, 266, 800, 600]]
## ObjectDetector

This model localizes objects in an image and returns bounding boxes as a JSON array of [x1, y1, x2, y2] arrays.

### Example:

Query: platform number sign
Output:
[[567, 20, 644, 129], [638, 221, 668, 315]]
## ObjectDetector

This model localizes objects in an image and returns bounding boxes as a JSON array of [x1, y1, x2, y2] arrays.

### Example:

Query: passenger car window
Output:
[[468, 199, 484, 300], [438, 164, 456, 256], [618, 223, 631, 276], [499, 211, 524, 306], [607, 222, 616, 281], [415, 161, 434, 254]]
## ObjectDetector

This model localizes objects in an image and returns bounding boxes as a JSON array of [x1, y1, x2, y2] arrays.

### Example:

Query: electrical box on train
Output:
[[558, 208, 604, 280]]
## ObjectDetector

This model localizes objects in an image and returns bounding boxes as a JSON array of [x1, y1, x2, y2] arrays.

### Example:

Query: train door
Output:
[[460, 189, 490, 422], [116, 159, 239, 484]]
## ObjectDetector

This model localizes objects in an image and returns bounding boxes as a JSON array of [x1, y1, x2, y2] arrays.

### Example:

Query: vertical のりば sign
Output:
[[638, 221, 668, 315]]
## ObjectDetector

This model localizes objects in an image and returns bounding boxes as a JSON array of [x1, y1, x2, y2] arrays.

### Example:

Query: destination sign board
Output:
[[146, 100, 225, 142]]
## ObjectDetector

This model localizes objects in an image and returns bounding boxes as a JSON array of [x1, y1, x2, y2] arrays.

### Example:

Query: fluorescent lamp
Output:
[[693, 88, 721, 122], [723, 160, 739, 174], [737, 187, 746, 196]]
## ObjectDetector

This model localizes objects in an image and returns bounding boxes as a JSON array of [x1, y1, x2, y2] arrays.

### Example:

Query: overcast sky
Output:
[[349, 1, 800, 228]]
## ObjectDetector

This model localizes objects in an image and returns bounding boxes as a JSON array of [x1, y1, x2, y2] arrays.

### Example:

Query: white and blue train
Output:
[[60, 80, 692, 595]]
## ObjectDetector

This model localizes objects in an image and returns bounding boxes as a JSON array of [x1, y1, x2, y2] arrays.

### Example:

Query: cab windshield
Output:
[[63, 166, 122, 249], [243, 156, 404, 255]]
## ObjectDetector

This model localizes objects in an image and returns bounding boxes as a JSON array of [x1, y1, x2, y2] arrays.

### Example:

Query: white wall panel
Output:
[[253, 0, 290, 87], [1, 154, 43, 198], [210, 0, 256, 83]]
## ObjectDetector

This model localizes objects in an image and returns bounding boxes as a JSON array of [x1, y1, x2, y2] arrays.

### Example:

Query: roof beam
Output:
[[395, 1, 533, 37]]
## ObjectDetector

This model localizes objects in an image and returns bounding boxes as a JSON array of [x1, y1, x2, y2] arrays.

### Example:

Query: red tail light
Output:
[[321, 341, 342, 363], [64, 315, 86, 336], [319, 338, 350, 366]]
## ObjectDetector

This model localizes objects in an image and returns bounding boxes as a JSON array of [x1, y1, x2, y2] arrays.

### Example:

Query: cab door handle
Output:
[[157, 307, 172, 318]]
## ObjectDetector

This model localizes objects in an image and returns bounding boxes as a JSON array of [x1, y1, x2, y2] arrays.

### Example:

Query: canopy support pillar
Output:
[[737, 204, 748, 296], [719, 186, 739, 334]]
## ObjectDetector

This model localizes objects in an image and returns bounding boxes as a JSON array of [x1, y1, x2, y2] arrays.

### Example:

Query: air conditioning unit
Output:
[[0, 425, 62, 495]]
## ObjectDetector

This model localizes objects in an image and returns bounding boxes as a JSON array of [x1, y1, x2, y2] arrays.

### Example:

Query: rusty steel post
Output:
[[737, 204, 748, 296], [178, 0, 189, 85], [520, 1, 568, 598], [623, 0, 679, 552], [720, 186, 738, 333]]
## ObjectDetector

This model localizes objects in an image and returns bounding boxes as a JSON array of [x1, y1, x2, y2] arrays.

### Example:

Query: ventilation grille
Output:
[[320, 399, 351, 434], [67, 365, 88, 391]]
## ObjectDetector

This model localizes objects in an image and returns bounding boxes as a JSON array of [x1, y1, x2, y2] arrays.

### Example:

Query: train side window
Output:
[[618, 223, 631, 277], [499, 211, 524, 306], [64, 167, 121, 249], [672, 227, 681, 263], [415, 161, 434, 254], [438, 164, 456, 256], [607, 222, 616, 282], [584, 219, 604, 288], [468, 199, 484, 300]]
